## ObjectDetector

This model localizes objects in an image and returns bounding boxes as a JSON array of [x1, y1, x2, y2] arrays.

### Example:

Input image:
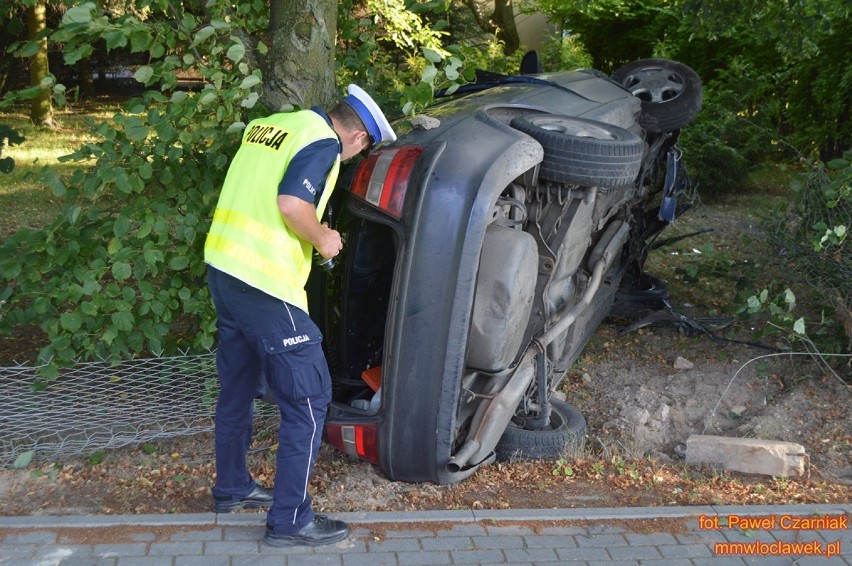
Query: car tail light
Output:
[[325, 423, 380, 465], [350, 146, 424, 218]]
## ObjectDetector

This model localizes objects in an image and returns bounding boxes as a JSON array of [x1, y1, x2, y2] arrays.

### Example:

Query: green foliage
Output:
[[676, 0, 850, 162], [29, 462, 60, 480], [783, 155, 850, 260], [735, 285, 849, 360], [339, 0, 516, 117], [0, 106, 113, 239], [779, 19, 851, 159], [522, 0, 850, 359], [764, 157, 851, 354], [748, 156, 851, 354], [85, 450, 105, 467], [813, 223, 847, 253], [528, 0, 673, 71], [338, 0, 455, 115], [678, 0, 842, 61], [811, 156, 851, 243], [337, 0, 527, 118], [537, 33, 593, 72], [739, 287, 804, 336], [677, 58, 781, 196], [367, 0, 448, 52], [0, 0, 269, 370], [529, 0, 849, 184], [677, 109, 751, 196], [12, 449, 34, 469], [551, 457, 574, 476], [611, 455, 625, 475]]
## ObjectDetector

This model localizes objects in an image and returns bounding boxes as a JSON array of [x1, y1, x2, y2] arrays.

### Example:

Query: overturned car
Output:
[[308, 56, 703, 484]]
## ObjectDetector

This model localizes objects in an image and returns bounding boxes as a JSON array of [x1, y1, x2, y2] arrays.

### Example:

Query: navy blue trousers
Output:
[[207, 266, 331, 534]]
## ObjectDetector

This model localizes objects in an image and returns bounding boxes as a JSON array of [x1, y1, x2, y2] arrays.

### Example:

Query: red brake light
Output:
[[326, 423, 380, 465], [351, 146, 424, 218]]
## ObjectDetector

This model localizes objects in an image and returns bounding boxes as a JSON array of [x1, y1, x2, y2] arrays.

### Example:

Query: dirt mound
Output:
[[566, 323, 851, 484]]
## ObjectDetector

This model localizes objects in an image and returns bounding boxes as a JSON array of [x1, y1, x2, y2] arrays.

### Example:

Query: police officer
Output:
[[203, 85, 395, 547]]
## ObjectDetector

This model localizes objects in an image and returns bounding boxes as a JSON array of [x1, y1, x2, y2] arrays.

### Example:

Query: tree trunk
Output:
[[492, 0, 520, 55], [79, 58, 94, 99], [96, 40, 108, 89], [263, 0, 338, 111], [27, 3, 54, 127], [463, 0, 521, 56]]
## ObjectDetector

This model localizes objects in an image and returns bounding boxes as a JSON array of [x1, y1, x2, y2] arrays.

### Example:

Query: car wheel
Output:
[[495, 398, 586, 461], [510, 115, 644, 187], [611, 58, 703, 133]]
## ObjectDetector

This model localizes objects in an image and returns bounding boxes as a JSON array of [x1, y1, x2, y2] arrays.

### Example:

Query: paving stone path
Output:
[[1, 504, 849, 565]]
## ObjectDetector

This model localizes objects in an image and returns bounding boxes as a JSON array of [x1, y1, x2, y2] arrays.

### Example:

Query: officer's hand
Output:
[[316, 223, 343, 259]]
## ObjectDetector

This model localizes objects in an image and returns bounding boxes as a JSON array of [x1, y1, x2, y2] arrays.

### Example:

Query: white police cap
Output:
[[342, 84, 397, 144]]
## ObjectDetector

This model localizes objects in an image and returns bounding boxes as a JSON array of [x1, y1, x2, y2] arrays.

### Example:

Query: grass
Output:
[[638, 162, 816, 323], [0, 98, 123, 238], [645, 177, 846, 357]]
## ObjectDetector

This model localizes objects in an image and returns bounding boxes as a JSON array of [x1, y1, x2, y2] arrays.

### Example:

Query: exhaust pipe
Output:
[[447, 354, 536, 472]]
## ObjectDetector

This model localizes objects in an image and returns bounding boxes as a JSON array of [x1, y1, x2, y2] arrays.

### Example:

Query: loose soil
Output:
[[1, 195, 849, 517]]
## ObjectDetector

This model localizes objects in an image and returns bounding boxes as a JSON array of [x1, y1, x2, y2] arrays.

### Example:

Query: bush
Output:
[[0, 1, 269, 375], [762, 153, 851, 355], [678, 59, 784, 198]]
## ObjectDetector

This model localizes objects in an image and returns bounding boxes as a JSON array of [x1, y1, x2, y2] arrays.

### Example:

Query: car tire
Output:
[[611, 59, 703, 133], [495, 398, 586, 461], [510, 115, 644, 187]]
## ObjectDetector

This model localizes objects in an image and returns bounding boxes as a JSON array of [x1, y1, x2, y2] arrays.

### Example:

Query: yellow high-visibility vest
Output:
[[204, 110, 340, 312]]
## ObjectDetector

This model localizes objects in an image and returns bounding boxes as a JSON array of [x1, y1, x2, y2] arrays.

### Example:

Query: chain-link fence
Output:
[[0, 353, 272, 468], [766, 162, 851, 347]]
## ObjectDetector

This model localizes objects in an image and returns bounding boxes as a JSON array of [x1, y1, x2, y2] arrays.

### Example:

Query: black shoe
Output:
[[213, 485, 273, 513], [263, 515, 350, 547]]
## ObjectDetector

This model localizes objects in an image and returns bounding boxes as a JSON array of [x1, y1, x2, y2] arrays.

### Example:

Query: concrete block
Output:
[[685, 435, 807, 477]]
